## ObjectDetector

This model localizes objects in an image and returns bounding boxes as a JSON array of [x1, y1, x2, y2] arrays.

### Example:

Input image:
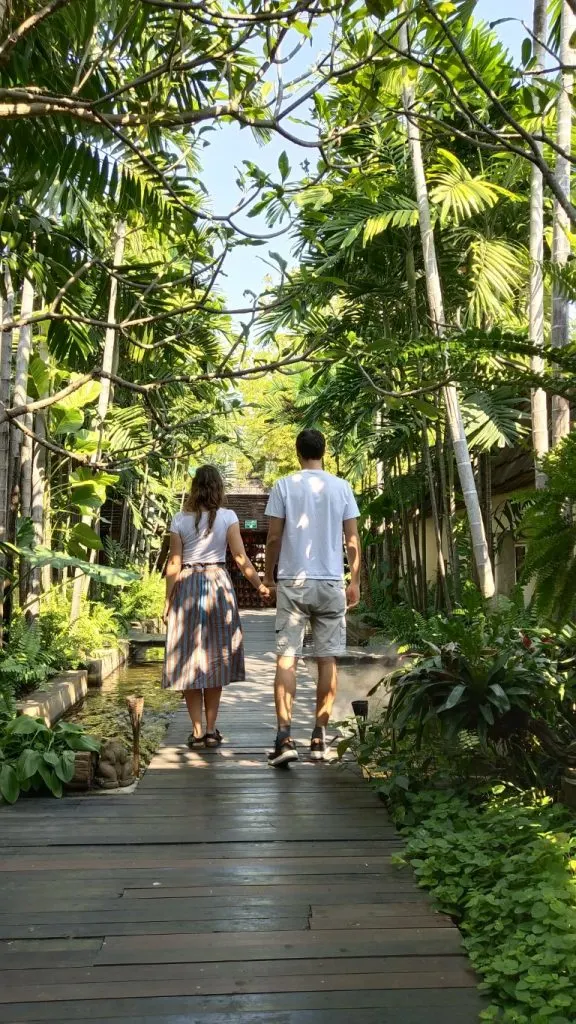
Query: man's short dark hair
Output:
[[296, 428, 326, 460]]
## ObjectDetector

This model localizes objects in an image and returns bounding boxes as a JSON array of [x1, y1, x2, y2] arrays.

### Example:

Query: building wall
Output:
[[420, 489, 526, 598], [226, 493, 269, 531]]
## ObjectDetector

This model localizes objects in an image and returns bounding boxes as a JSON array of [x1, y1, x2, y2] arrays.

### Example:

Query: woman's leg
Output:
[[184, 690, 204, 739], [204, 686, 223, 734]]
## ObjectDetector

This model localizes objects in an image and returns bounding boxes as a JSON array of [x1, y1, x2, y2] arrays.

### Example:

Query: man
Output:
[[263, 428, 361, 767]]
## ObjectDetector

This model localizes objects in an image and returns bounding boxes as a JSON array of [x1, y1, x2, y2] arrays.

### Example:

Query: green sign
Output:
[[244, 519, 258, 529]]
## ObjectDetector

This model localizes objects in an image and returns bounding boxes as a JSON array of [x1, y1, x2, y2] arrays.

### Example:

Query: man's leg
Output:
[[269, 583, 306, 767], [315, 656, 338, 727], [274, 655, 297, 728], [310, 582, 346, 761]]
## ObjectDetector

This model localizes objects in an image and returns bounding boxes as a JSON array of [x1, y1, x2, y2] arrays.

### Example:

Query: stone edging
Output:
[[17, 670, 88, 727], [87, 640, 129, 687]]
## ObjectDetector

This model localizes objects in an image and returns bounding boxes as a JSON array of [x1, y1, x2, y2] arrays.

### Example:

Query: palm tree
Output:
[[551, 0, 576, 446], [529, 0, 549, 486]]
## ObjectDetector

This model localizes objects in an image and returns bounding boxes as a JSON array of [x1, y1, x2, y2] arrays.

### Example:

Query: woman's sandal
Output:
[[187, 734, 206, 749], [204, 730, 223, 748]]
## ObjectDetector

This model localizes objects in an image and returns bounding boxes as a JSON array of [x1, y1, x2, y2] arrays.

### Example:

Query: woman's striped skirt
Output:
[[162, 566, 245, 691]]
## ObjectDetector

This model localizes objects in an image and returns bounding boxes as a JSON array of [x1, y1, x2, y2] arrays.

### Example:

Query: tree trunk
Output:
[[551, 0, 575, 446], [0, 271, 13, 568], [423, 418, 452, 614], [400, 14, 495, 598], [70, 222, 126, 622], [445, 430, 461, 602], [530, 0, 549, 485], [481, 452, 494, 574], [12, 278, 34, 612], [18, 410, 33, 608], [96, 221, 127, 453]]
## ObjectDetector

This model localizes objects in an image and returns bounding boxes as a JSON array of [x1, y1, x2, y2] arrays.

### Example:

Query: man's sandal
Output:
[[187, 734, 206, 749]]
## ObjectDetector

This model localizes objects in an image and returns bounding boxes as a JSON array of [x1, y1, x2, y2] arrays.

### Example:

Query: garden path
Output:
[[0, 611, 486, 1022]]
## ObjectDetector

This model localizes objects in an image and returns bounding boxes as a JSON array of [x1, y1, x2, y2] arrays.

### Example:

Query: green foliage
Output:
[[68, 664, 180, 771], [0, 602, 124, 699], [116, 572, 165, 624], [521, 433, 576, 623], [53, 601, 123, 663], [389, 789, 576, 1023], [0, 717, 100, 804]]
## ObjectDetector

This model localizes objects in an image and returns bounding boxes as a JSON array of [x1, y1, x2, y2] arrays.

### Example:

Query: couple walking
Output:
[[162, 429, 361, 766]]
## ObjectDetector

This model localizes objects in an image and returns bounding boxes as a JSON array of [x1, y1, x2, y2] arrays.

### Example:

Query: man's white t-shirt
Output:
[[265, 470, 360, 581], [170, 508, 238, 564]]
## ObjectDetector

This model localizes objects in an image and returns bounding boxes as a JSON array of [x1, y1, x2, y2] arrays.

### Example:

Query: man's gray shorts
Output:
[[275, 579, 346, 658]]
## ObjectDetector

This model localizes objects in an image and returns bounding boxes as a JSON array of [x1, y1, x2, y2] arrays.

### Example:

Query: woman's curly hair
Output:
[[183, 465, 225, 534]]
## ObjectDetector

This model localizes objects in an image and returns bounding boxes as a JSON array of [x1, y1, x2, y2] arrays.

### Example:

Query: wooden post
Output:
[[126, 695, 144, 778]]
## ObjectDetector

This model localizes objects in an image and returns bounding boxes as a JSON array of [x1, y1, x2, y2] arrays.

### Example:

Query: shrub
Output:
[[0, 601, 125, 699], [116, 572, 164, 624], [389, 789, 576, 1024], [0, 717, 100, 803]]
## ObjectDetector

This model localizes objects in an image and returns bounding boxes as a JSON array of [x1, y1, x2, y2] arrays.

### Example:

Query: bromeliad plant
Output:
[[0, 717, 100, 804], [385, 638, 568, 750]]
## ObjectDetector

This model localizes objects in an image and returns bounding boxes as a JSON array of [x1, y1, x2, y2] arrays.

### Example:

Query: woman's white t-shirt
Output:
[[170, 508, 238, 564]]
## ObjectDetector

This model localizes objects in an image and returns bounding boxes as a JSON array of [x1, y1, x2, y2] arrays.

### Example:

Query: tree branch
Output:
[[0, 0, 76, 65]]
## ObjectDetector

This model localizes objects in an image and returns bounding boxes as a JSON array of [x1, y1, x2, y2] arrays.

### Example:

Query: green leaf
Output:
[[53, 407, 84, 436], [55, 376, 100, 410], [0, 764, 20, 804], [63, 734, 100, 753], [278, 151, 290, 182], [37, 761, 63, 798], [292, 19, 311, 37], [55, 752, 76, 783], [521, 37, 532, 65], [16, 749, 43, 781], [13, 546, 137, 587], [28, 355, 50, 400], [69, 522, 103, 553], [438, 683, 466, 713], [8, 716, 45, 737]]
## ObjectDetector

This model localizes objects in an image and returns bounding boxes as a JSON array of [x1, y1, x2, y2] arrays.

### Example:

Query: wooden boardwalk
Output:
[[0, 611, 485, 1022]]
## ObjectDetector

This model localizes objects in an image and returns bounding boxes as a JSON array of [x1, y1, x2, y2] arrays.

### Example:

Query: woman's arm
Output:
[[227, 523, 270, 599], [163, 531, 183, 623]]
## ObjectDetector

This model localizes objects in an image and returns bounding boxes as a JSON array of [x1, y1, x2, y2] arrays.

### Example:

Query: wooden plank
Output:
[[0, 954, 475, 989], [0, 855, 406, 873], [0, 897, 434, 919], [0, 840, 403, 866], [97, 928, 464, 965], [0, 968, 479, 1003], [0, 918, 311, 939], [0, 613, 484, 1024], [0, 1013, 484, 1024], [0, 989, 488, 1022], [310, 904, 452, 929]]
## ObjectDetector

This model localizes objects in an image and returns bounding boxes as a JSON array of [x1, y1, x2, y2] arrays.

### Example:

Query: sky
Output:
[[198, 1, 529, 316]]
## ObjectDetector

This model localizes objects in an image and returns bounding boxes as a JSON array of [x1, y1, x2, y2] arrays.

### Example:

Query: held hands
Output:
[[257, 581, 274, 605], [259, 577, 276, 605], [346, 582, 360, 609]]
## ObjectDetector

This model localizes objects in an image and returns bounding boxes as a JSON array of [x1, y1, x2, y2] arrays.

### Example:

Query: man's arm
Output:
[[343, 518, 361, 609], [264, 517, 284, 587]]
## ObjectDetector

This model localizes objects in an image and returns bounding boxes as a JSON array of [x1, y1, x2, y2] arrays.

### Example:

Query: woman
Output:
[[162, 465, 269, 748]]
